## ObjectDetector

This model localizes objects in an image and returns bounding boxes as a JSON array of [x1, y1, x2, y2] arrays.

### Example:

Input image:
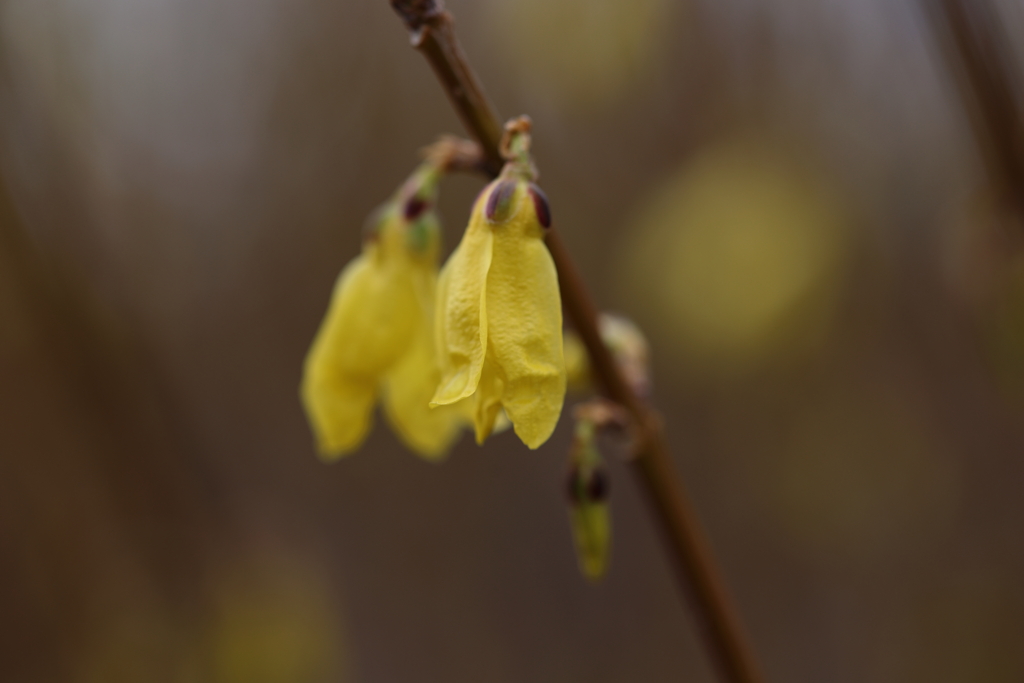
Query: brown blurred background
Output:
[[2, 0, 1024, 681]]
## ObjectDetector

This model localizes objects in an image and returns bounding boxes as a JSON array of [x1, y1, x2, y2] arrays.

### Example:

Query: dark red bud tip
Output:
[[485, 180, 518, 224], [587, 468, 609, 502], [528, 184, 551, 228], [565, 465, 609, 503], [403, 196, 429, 221]]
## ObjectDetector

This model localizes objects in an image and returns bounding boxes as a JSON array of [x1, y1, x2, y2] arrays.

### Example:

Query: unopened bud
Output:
[[484, 180, 520, 224]]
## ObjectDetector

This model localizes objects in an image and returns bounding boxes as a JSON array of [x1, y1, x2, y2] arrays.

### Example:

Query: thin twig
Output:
[[420, 135, 488, 174], [388, 2, 765, 682]]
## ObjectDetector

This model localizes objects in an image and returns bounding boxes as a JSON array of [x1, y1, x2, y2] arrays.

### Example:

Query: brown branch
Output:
[[393, 2, 505, 175], [389, 2, 765, 682], [929, 0, 1024, 215]]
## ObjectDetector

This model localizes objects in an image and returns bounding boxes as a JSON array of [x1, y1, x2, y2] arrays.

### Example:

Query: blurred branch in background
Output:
[[0, 40, 331, 670], [0, 151, 349, 681], [388, 2, 764, 682], [1, 169, 171, 676], [930, 0, 1024, 217], [0, 160, 226, 678]]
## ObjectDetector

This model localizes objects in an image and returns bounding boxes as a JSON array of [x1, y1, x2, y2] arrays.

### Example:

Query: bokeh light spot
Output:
[[487, 0, 672, 109], [617, 138, 848, 375]]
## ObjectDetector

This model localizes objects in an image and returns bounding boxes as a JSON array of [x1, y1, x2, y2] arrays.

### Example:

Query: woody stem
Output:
[[387, 2, 765, 683]]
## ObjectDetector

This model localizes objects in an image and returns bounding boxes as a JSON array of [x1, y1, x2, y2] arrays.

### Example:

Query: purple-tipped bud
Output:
[[565, 465, 609, 503], [527, 183, 551, 229], [484, 180, 519, 224], [403, 196, 429, 221], [587, 468, 609, 502]]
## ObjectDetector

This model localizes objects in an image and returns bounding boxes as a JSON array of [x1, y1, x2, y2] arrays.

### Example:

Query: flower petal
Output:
[[431, 210, 493, 406], [301, 372, 376, 459], [486, 217, 566, 449], [301, 248, 418, 458], [471, 357, 506, 445], [382, 275, 465, 460]]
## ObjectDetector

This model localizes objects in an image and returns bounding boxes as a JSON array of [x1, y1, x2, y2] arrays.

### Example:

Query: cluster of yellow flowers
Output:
[[301, 152, 566, 460]]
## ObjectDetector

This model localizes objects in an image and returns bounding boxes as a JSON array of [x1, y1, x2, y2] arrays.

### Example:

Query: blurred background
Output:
[[2, 0, 1024, 681]]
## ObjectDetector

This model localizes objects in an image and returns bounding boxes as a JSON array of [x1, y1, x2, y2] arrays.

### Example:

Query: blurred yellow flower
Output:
[[432, 176, 566, 449], [617, 137, 848, 376], [563, 313, 651, 397], [488, 0, 672, 108], [562, 328, 590, 393], [209, 555, 350, 683], [301, 164, 466, 460]]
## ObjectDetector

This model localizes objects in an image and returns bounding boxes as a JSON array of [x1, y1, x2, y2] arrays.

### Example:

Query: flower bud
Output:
[[565, 421, 611, 581]]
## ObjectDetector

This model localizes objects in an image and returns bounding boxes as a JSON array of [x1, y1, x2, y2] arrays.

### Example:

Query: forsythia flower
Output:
[[432, 174, 566, 449], [301, 164, 465, 460]]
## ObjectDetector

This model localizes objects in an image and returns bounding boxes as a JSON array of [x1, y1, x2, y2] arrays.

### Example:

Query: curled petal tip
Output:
[[430, 374, 475, 407]]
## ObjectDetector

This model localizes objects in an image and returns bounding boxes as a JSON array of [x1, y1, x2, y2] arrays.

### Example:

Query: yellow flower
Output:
[[432, 175, 566, 449], [301, 165, 466, 460]]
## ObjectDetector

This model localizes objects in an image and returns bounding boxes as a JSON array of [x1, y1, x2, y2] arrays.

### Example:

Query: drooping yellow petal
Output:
[[301, 241, 419, 459], [431, 197, 493, 406], [301, 371, 376, 459], [484, 184, 566, 449], [471, 356, 506, 445], [382, 270, 466, 460]]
